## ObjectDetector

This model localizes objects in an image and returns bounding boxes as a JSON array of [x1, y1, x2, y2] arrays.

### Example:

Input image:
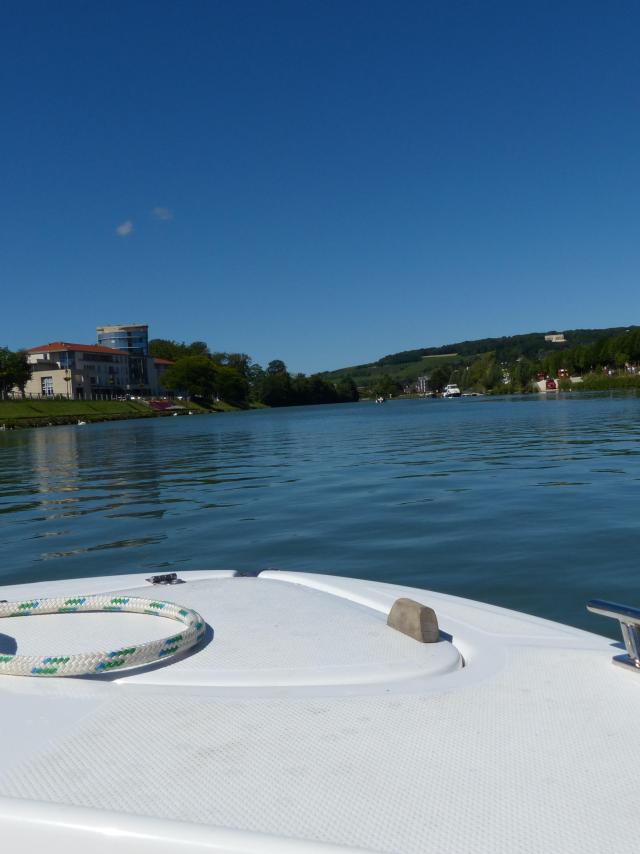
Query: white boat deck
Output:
[[0, 570, 637, 853]]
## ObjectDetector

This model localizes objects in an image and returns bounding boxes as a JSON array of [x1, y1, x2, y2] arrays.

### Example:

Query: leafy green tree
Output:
[[373, 374, 402, 398], [511, 359, 535, 391], [150, 339, 211, 361], [483, 362, 504, 391], [572, 344, 590, 372], [308, 375, 338, 404], [266, 359, 288, 375], [215, 366, 249, 406], [254, 364, 349, 407], [290, 373, 311, 404], [149, 339, 188, 361], [447, 366, 466, 387], [465, 352, 507, 391], [542, 351, 562, 378], [335, 376, 359, 402], [224, 353, 253, 378], [259, 370, 293, 406], [615, 351, 630, 368], [247, 363, 265, 401], [0, 348, 31, 398], [161, 356, 218, 400], [428, 365, 451, 393]]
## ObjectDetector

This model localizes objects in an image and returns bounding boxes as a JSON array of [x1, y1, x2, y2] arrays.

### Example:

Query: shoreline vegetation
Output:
[[0, 338, 359, 429], [322, 325, 640, 398], [0, 398, 259, 430], [4, 379, 640, 431], [4, 327, 640, 429]]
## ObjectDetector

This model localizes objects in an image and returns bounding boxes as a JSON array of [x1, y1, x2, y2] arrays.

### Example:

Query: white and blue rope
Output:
[[0, 594, 205, 677]]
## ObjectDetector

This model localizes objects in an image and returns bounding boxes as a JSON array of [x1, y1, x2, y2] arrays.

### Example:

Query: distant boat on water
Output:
[[442, 384, 461, 398]]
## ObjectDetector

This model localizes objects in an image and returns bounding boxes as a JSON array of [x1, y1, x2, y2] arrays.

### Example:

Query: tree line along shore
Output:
[[3, 327, 640, 428], [0, 338, 359, 429], [322, 325, 640, 397]]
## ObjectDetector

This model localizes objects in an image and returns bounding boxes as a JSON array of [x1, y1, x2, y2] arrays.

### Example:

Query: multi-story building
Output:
[[415, 375, 430, 394], [22, 342, 131, 399], [97, 324, 149, 392], [18, 340, 173, 400], [15, 324, 174, 399], [96, 323, 149, 355]]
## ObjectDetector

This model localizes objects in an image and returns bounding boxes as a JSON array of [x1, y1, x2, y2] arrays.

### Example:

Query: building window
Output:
[[41, 376, 54, 397]]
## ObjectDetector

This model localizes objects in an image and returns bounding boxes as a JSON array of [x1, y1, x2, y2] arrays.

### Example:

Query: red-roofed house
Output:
[[27, 342, 130, 357], [19, 331, 175, 399], [24, 342, 132, 399]]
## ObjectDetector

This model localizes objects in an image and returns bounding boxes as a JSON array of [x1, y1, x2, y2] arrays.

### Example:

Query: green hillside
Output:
[[322, 353, 461, 388], [321, 326, 637, 389]]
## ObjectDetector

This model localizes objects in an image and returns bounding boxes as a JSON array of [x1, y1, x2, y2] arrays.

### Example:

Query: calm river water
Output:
[[1, 395, 639, 633]]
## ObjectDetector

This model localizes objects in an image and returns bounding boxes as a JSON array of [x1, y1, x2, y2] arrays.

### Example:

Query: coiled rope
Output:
[[0, 595, 205, 677]]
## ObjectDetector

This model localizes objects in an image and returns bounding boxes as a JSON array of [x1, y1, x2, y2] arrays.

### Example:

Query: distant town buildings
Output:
[[544, 333, 566, 343], [17, 323, 173, 399], [415, 375, 430, 394]]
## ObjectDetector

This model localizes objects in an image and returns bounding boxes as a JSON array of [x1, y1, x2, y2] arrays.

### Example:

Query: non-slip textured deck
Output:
[[0, 572, 637, 853], [1, 645, 638, 853]]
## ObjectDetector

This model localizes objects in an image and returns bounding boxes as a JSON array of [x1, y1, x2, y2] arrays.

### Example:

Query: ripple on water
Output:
[[2, 395, 640, 632]]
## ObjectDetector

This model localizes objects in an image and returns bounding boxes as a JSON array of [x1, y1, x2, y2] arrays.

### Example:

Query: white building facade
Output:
[[22, 343, 131, 399], [18, 342, 173, 400]]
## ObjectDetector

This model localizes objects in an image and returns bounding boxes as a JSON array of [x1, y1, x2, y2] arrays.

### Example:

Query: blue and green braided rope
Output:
[[0, 595, 206, 677]]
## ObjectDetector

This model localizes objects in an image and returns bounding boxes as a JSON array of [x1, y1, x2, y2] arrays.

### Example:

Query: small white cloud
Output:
[[115, 220, 133, 237], [152, 206, 173, 221]]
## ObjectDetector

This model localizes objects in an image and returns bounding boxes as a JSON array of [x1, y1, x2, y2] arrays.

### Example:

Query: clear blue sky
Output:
[[2, 1, 639, 373]]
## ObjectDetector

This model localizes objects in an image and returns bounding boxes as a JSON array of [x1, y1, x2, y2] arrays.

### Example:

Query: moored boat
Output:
[[442, 383, 461, 397]]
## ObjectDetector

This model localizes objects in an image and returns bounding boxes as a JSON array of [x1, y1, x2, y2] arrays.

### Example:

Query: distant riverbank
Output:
[[0, 399, 231, 429], [4, 381, 638, 429]]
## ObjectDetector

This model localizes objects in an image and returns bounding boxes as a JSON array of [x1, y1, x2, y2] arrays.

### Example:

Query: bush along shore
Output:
[[0, 399, 217, 430], [568, 372, 640, 391]]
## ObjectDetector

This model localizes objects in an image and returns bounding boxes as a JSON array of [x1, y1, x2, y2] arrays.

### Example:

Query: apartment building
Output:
[[20, 341, 173, 399], [415, 375, 430, 394], [23, 342, 131, 399], [97, 324, 149, 389]]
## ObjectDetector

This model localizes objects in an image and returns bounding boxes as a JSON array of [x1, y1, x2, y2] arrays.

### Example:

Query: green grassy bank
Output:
[[574, 373, 640, 391], [0, 399, 200, 429], [0, 398, 261, 429]]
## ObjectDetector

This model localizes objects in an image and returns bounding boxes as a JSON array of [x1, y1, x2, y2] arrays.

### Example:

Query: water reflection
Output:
[[1, 395, 640, 631]]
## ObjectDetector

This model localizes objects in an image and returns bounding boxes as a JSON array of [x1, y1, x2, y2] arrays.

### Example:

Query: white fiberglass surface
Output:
[[0, 571, 630, 854], [0, 574, 462, 688]]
